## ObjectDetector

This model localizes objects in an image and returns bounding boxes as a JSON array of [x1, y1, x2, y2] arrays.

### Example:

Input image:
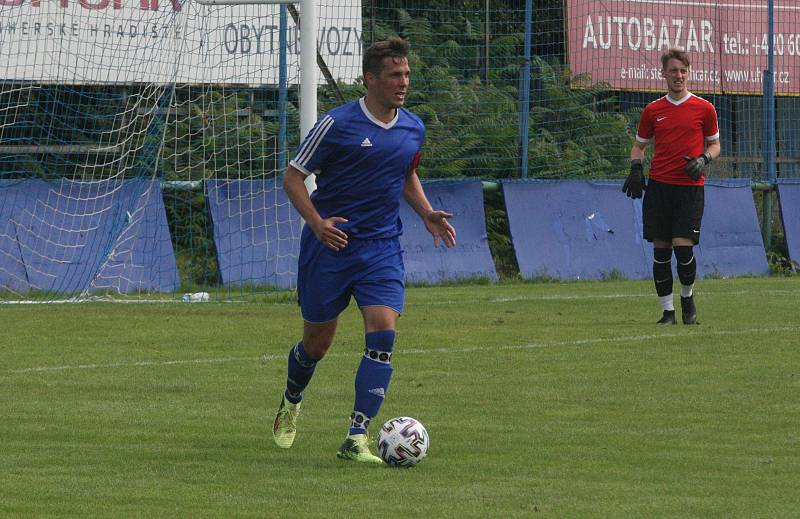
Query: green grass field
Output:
[[2, 278, 799, 518]]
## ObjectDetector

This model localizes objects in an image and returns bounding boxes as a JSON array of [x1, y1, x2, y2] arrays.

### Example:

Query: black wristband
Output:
[[631, 160, 643, 175]]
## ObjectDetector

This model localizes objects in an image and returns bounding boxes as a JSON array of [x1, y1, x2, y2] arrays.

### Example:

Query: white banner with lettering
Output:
[[0, 0, 362, 85]]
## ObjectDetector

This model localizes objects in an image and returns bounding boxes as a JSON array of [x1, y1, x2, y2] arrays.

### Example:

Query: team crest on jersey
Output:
[[360, 138, 373, 147]]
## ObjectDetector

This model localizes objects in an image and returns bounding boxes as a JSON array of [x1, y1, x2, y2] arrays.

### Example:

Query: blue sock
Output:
[[285, 341, 318, 404], [349, 330, 395, 436]]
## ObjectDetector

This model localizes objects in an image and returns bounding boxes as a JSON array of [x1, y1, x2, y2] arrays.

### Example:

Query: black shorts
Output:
[[642, 179, 704, 244]]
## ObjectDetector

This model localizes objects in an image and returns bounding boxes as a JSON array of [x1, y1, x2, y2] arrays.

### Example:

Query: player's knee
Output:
[[365, 329, 395, 364], [302, 320, 337, 359], [673, 245, 695, 266], [653, 247, 672, 264], [302, 338, 333, 360]]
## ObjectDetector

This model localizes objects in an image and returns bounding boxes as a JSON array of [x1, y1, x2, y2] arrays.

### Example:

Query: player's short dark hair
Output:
[[363, 37, 410, 77], [661, 48, 690, 70]]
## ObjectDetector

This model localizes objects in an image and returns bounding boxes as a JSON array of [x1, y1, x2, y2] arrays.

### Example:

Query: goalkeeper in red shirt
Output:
[[623, 48, 721, 325]]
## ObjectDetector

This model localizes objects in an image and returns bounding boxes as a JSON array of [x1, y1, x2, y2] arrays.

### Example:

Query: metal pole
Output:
[[369, 0, 375, 46], [484, 0, 490, 84], [761, 0, 776, 249], [300, 0, 318, 193], [517, 0, 532, 178], [278, 5, 288, 173]]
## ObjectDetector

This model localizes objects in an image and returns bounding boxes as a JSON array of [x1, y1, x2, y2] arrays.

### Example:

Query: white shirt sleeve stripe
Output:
[[289, 160, 314, 176], [294, 115, 334, 168]]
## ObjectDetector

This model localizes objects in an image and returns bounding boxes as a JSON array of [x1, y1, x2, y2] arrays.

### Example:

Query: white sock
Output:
[[659, 295, 674, 311], [681, 284, 694, 298]]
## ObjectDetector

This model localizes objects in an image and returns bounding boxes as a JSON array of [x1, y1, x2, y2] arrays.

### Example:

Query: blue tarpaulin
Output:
[[0, 179, 178, 294], [207, 180, 496, 288], [400, 180, 497, 284], [206, 180, 302, 289], [776, 179, 800, 267], [503, 180, 650, 280], [696, 179, 769, 277], [503, 179, 768, 280]]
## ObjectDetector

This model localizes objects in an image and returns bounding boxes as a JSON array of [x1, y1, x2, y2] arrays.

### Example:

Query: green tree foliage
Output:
[[162, 90, 284, 183], [526, 60, 633, 179], [352, 5, 638, 181]]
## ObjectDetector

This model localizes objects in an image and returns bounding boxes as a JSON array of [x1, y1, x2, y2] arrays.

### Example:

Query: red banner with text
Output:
[[566, 0, 800, 95]]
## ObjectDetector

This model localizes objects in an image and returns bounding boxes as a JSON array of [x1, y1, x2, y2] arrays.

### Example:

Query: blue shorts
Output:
[[297, 226, 405, 323]]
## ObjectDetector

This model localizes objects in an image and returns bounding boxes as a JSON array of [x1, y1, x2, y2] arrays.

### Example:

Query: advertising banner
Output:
[[0, 0, 362, 85], [567, 0, 800, 95]]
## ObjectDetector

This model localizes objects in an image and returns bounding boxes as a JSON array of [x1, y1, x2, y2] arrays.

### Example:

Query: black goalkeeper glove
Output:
[[622, 160, 645, 199], [684, 152, 711, 181]]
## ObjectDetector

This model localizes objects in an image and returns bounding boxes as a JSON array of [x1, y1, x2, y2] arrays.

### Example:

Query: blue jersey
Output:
[[290, 98, 425, 239]]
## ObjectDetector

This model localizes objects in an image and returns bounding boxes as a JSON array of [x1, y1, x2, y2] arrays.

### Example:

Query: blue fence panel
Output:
[[0, 179, 178, 294], [503, 179, 768, 280], [502, 180, 651, 280], [776, 179, 800, 266], [206, 180, 301, 290], [400, 180, 497, 284], [698, 180, 769, 277]]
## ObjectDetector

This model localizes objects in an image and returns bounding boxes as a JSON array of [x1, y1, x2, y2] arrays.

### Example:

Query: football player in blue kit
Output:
[[273, 37, 457, 463]]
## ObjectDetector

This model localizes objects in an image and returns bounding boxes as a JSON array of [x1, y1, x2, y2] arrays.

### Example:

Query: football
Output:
[[377, 416, 429, 467]]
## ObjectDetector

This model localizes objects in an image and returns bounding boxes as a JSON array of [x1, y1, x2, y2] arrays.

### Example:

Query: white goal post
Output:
[[194, 0, 318, 193]]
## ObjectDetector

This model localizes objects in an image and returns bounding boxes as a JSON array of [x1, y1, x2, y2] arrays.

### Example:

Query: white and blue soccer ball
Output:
[[377, 416, 429, 467]]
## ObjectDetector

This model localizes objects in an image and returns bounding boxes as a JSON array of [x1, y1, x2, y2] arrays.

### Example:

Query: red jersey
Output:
[[636, 93, 719, 186]]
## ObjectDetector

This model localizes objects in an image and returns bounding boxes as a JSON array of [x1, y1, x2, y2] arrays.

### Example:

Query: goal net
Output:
[[0, 0, 362, 301]]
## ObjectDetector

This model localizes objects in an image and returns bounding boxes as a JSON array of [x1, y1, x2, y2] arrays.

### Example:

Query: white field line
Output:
[[5, 325, 799, 376], [4, 357, 255, 374], [2, 288, 795, 306], [417, 288, 798, 305]]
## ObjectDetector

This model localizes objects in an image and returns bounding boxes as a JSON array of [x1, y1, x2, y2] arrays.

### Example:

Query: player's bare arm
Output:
[[705, 138, 721, 161], [283, 165, 349, 251], [630, 140, 648, 161], [402, 168, 456, 248]]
